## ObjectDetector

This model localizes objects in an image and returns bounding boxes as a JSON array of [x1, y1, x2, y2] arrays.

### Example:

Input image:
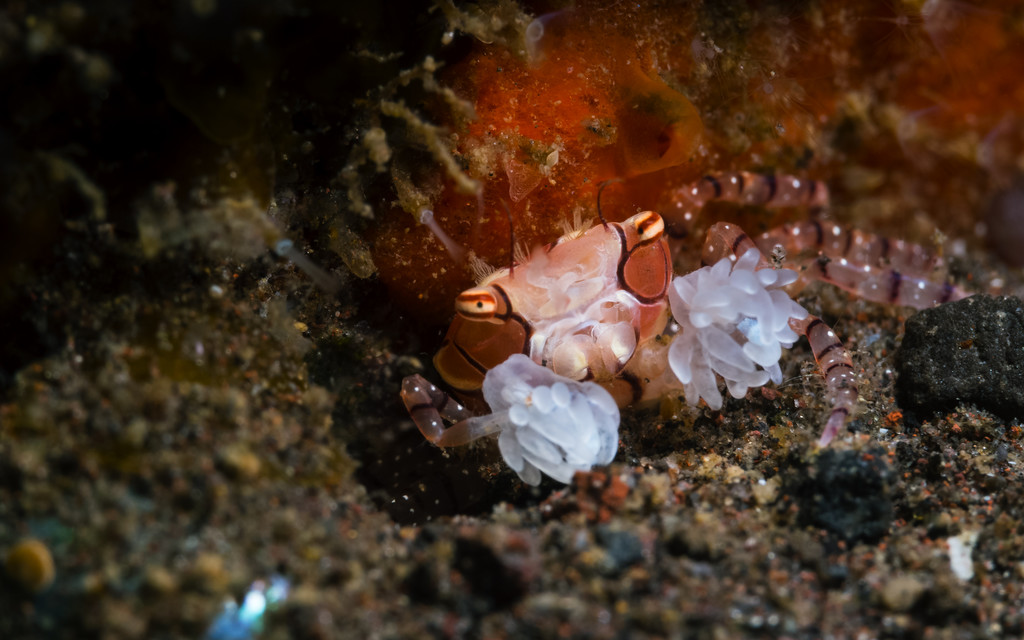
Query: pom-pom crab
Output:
[[401, 172, 970, 485]]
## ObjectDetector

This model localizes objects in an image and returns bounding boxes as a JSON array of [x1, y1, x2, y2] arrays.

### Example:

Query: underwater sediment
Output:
[[2, 1, 1024, 638]]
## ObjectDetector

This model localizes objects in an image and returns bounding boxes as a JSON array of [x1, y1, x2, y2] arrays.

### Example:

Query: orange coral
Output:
[[368, 0, 1024, 323]]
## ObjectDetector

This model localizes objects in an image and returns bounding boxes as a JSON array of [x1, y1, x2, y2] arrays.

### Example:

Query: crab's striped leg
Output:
[[712, 219, 969, 309], [664, 171, 828, 238], [667, 174, 970, 308], [756, 220, 942, 274], [789, 315, 858, 447], [400, 375, 504, 447], [754, 221, 970, 309], [798, 255, 968, 309]]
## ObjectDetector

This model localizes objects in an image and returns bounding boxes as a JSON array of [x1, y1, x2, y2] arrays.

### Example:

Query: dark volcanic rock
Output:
[[453, 538, 527, 610], [895, 295, 1024, 421], [792, 447, 894, 544]]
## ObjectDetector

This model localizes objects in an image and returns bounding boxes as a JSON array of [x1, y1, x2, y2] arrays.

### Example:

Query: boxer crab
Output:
[[401, 172, 969, 485]]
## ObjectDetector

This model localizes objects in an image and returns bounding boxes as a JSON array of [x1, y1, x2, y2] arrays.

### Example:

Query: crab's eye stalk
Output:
[[455, 288, 498, 319], [633, 211, 665, 243]]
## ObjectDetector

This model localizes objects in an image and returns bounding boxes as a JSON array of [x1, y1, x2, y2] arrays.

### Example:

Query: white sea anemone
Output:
[[481, 354, 619, 485], [668, 248, 808, 410]]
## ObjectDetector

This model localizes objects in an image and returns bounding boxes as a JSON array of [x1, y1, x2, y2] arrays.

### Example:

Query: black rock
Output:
[[792, 447, 893, 544], [895, 295, 1024, 421]]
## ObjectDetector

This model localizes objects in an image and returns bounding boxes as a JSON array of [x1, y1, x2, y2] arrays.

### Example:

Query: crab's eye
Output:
[[455, 288, 498, 319], [633, 211, 665, 242]]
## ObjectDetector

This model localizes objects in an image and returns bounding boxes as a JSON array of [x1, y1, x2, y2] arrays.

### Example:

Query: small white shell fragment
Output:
[[947, 530, 979, 581]]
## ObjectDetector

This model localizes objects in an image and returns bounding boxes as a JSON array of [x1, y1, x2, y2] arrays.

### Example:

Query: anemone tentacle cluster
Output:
[[667, 249, 808, 410], [481, 354, 619, 485]]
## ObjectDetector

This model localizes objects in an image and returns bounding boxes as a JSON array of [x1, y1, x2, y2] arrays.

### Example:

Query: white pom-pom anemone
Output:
[[481, 354, 619, 486], [668, 248, 808, 410]]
